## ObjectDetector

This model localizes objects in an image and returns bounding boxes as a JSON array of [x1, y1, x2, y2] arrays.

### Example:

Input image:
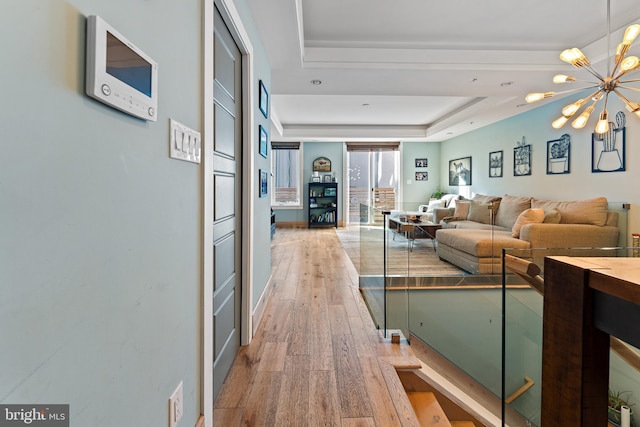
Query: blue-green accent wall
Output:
[[0, 1, 272, 425]]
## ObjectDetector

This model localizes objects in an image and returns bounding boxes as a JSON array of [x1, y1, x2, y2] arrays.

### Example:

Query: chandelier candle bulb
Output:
[[595, 111, 610, 134], [525, 92, 554, 103], [552, 116, 569, 129], [572, 105, 595, 129], [623, 24, 640, 45], [553, 74, 575, 84]]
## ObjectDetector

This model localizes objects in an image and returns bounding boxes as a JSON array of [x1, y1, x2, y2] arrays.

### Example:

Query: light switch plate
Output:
[[170, 119, 201, 164]]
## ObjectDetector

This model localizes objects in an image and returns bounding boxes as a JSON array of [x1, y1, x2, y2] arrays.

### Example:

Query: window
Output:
[[271, 141, 302, 207]]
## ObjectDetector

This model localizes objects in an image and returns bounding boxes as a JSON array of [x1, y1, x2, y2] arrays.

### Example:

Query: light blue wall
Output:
[[234, 0, 273, 309], [401, 141, 441, 210], [0, 0, 272, 425]]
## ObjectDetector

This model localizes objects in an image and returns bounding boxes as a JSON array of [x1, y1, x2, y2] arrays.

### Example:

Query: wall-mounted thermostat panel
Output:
[[169, 119, 201, 164], [86, 15, 158, 121]]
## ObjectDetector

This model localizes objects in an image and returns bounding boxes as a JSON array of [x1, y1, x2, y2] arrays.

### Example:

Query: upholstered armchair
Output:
[[417, 194, 463, 222]]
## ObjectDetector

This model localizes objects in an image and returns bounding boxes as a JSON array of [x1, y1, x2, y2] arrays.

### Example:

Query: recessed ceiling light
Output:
[[362, 103, 370, 107], [501, 81, 514, 87], [516, 103, 528, 108], [471, 78, 478, 83], [310, 79, 322, 85]]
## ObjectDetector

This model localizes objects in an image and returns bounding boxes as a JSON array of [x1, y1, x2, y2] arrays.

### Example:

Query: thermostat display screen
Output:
[[106, 31, 152, 97]]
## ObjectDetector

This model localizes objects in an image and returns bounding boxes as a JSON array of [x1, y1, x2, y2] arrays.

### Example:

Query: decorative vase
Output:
[[597, 149, 622, 171]]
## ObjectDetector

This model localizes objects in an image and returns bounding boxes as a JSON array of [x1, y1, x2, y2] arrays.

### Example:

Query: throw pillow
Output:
[[467, 201, 492, 224], [512, 208, 545, 238], [495, 194, 532, 229], [543, 208, 561, 224], [453, 200, 470, 219]]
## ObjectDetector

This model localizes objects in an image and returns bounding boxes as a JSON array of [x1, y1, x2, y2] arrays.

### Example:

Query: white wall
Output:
[[438, 94, 639, 244]]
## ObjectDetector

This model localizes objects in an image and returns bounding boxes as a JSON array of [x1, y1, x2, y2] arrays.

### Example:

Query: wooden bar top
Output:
[[547, 256, 640, 305]]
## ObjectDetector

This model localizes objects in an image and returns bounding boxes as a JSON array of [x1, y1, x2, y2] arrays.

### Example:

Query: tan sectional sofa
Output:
[[435, 194, 620, 274]]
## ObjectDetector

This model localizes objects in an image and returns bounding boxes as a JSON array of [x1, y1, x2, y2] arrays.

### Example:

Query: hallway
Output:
[[213, 227, 421, 426]]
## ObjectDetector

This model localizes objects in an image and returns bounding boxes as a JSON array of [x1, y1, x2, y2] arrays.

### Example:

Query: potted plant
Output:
[[430, 189, 444, 200], [609, 389, 634, 426]]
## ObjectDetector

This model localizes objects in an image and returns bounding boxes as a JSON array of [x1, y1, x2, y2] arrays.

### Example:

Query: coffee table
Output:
[[388, 217, 442, 250]]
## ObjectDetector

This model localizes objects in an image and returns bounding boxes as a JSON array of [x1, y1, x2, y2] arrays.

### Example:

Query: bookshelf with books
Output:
[[308, 182, 338, 228]]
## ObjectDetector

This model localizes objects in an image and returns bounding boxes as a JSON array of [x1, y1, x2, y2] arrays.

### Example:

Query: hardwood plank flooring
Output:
[[213, 227, 422, 426]]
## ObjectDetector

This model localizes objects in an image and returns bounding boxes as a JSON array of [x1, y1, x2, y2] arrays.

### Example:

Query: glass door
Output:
[[347, 149, 399, 224]]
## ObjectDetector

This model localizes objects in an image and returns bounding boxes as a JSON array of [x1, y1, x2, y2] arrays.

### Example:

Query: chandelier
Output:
[[526, 0, 640, 134]]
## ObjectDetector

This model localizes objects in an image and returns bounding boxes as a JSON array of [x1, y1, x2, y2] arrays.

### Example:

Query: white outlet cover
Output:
[[169, 381, 184, 427]]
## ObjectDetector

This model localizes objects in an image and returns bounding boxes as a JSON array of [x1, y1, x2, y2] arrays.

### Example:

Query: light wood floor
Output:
[[213, 227, 424, 426]]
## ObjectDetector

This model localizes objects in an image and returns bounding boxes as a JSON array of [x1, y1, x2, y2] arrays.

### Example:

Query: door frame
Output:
[[203, 1, 255, 425]]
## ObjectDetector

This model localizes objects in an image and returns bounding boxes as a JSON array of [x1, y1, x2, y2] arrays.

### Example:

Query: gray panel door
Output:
[[212, 7, 242, 400]]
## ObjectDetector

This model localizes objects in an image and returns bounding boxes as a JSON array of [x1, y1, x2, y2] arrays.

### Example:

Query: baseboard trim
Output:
[[275, 221, 306, 228], [276, 221, 344, 228], [252, 274, 274, 336]]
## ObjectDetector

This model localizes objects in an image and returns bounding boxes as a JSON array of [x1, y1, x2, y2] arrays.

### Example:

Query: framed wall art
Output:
[[415, 172, 428, 181], [489, 150, 503, 178], [259, 125, 268, 158], [546, 134, 570, 174], [513, 137, 531, 176], [448, 156, 472, 186], [592, 111, 626, 172], [313, 157, 331, 172], [259, 169, 268, 197], [415, 158, 428, 167], [259, 80, 269, 118]]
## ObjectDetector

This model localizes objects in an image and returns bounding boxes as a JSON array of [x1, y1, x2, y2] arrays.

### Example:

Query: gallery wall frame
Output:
[[514, 137, 531, 176], [259, 169, 268, 197], [489, 150, 503, 178], [448, 156, 472, 186], [592, 111, 626, 172], [415, 172, 428, 181], [259, 125, 268, 158], [546, 134, 571, 175], [259, 80, 268, 119], [415, 158, 428, 167]]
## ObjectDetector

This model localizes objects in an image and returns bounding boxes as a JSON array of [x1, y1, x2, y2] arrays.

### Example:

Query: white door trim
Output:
[[203, 1, 254, 426]]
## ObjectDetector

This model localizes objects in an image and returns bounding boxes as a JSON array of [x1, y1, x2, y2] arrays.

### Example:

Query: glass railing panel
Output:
[[502, 246, 640, 427], [407, 274, 531, 401], [358, 203, 386, 332]]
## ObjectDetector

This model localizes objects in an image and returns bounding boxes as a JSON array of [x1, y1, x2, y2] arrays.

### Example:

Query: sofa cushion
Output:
[[531, 197, 608, 226], [441, 220, 510, 232], [467, 201, 492, 224], [472, 194, 502, 204], [543, 208, 561, 224], [436, 229, 530, 257], [495, 194, 532, 229], [453, 200, 470, 218], [512, 208, 544, 238]]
